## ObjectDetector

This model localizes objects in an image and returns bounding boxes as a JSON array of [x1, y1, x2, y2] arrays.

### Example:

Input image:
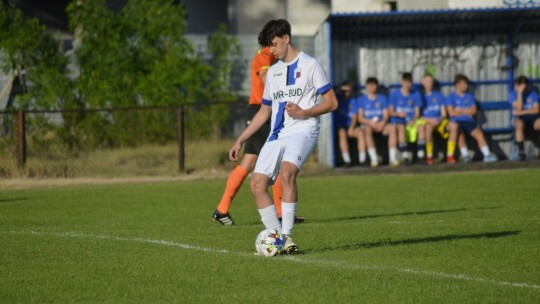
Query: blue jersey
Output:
[[333, 94, 355, 128], [357, 94, 388, 121], [446, 92, 476, 122], [389, 90, 421, 123], [509, 91, 539, 111], [421, 91, 446, 119]]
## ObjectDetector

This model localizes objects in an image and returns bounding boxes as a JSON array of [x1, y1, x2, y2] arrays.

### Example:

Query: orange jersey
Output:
[[249, 47, 276, 105]]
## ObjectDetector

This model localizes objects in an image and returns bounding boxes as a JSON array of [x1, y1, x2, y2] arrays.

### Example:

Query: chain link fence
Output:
[[0, 102, 246, 178]]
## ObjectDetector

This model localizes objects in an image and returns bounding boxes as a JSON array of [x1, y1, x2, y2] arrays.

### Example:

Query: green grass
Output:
[[1, 169, 539, 303]]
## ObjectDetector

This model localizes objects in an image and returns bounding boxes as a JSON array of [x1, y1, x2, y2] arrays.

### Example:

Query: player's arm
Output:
[[446, 105, 457, 117], [347, 114, 358, 137], [357, 109, 371, 126], [462, 104, 477, 116], [229, 105, 272, 161], [521, 102, 540, 115], [286, 88, 338, 118], [382, 109, 389, 123]]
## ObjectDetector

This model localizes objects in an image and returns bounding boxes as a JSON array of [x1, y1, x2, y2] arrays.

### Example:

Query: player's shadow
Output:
[[307, 207, 500, 224], [0, 197, 28, 203], [309, 230, 520, 253]]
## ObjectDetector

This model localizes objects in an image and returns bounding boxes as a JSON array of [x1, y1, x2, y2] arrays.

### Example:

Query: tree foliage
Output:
[[1, 0, 241, 150]]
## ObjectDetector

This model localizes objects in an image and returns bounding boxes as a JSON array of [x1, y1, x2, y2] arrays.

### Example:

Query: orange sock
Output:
[[216, 166, 248, 214], [272, 173, 283, 218]]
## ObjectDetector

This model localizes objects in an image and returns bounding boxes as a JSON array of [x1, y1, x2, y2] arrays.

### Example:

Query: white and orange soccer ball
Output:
[[255, 228, 284, 257]]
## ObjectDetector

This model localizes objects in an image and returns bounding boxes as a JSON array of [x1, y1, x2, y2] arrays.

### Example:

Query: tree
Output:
[[0, 1, 72, 110], [66, 0, 241, 144]]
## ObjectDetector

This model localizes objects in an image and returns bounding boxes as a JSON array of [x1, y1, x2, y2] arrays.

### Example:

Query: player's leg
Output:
[[396, 123, 409, 163], [446, 121, 459, 164], [251, 172, 281, 232], [513, 117, 526, 161], [251, 139, 283, 233], [338, 128, 351, 167], [355, 127, 367, 165], [213, 154, 257, 225], [384, 124, 399, 166], [279, 133, 317, 254], [470, 127, 497, 162], [364, 126, 377, 167], [457, 131, 471, 162], [417, 123, 426, 161], [425, 119, 437, 165]]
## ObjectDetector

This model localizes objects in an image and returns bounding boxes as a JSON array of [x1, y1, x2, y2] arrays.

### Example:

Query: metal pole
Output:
[[16, 110, 26, 169], [177, 105, 185, 173]]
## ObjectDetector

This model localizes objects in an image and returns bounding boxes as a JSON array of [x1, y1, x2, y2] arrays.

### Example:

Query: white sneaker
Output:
[[282, 234, 299, 254]]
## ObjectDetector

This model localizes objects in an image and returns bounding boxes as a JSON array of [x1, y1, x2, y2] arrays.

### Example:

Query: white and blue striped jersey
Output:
[[261, 52, 332, 141]]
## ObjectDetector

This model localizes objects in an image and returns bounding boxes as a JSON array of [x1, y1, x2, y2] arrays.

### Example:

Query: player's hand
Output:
[[374, 122, 384, 132], [229, 141, 242, 162], [407, 120, 415, 127], [347, 126, 356, 137], [285, 102, 305, 119], [513, 109, 523, 116]]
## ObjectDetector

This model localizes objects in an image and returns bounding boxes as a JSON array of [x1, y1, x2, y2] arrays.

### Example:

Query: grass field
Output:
[[1, 169, 539, 303]]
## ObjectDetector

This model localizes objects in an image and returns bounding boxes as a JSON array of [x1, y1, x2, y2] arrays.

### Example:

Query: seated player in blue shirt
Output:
[[509, 76, 540, 161], [419, 73, 448, 165], [333, 81, 364, 167], [446, 74, 497, 163], [389, 72, 422, 164], [356, 77, 398, 167]]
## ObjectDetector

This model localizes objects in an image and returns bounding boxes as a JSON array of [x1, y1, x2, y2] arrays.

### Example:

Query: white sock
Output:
[[389, 148, 398, 162], [342, 152, 351, 163], [258, 205, 281, 233], [368, 148, 377, 163], [281, 202, 297, 236], [417, 150, 425, 158], [460, 147, 469, 158], [358, 152, 366, 163], [480, 146, 491, 157], [402, 151, 410, 160]]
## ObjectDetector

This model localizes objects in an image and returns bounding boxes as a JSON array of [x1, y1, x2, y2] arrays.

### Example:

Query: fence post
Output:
[[16, 110, 26, 169], [177, 105, 185, 173]]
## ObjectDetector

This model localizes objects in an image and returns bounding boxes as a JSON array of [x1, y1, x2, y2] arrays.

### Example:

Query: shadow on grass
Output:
[[0, 197, 28, 203], [307, 230, 520, 253], [305, 207, 501, 224], [236, 207, 501, 226]]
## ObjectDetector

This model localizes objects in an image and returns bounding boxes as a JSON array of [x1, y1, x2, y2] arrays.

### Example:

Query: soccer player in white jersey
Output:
[[229, 19, 338, 254]]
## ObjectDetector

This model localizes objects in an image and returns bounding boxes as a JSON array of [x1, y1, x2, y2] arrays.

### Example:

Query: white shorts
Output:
[[254, 131, 318, 183]]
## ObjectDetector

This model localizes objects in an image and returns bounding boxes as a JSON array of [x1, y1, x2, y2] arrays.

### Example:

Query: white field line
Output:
[[3, 230, 539, 291]]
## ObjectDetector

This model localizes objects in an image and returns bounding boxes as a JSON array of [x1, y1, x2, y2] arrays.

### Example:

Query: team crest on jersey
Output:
[[433, 97, 438, 103], [294, 68, 302, 79], [408, 99, 413, 106], [375, 102, 381, 109]]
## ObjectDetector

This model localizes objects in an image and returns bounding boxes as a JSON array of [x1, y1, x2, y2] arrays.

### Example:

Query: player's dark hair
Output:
[[401, 72, 413, 82], [365, 77, 379, 85], [454, 73, 469, 85], [515, 75, 529, 85], [258, 19, 292, 47]]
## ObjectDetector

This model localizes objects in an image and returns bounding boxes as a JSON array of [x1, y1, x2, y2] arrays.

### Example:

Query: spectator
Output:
[[509, 76, 540, 161], [445, 74, 497, 163], [334, 81, 362, 167], [389, 72, 422, 164], [357, 77, 398, 167]]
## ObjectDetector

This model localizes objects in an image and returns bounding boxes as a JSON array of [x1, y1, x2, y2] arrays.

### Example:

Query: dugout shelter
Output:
[[314, 6, 540, 167]]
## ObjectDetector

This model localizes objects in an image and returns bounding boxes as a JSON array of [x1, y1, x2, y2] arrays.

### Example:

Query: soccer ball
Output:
[[255, 228, 284, 257]]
